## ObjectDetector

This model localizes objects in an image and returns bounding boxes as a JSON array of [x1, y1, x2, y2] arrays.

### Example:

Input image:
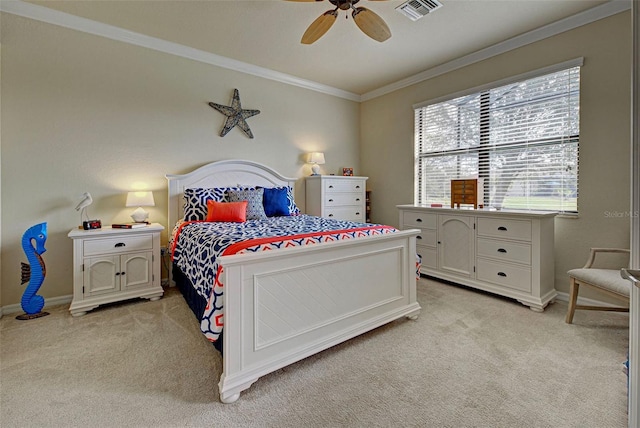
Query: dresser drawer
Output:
[[477, 217, 531, 241], [324, 179, 365, 193], [402, 211, 437, 229], [415, 228, 437, 247], [477, 238, 531, 265], [325, 206, 365, 222], [476, 259, 531, 292], [83, 235, 153, 256], [325, 193, 364, 206]]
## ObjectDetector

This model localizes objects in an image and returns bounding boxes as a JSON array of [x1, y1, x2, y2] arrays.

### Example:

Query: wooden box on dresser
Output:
[[306, 175, 367, 222], [68, 223, 164, 316], [398, 205, 557, 312]]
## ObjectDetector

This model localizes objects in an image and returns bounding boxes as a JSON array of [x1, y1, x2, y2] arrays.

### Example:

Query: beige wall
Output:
[[1, 9, 632, 308], [0, 13, 360, 307], [361, 11, 632, 299]]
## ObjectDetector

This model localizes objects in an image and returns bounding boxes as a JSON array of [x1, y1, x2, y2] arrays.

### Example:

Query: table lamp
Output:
[[308, 152, 325, 176], [126, 191, 155, 223]]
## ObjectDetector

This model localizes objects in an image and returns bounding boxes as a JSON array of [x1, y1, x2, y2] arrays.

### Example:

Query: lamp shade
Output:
[[126, 191, 155, 208], [308, 152, 325, 165], [126, 191, 155, 223]]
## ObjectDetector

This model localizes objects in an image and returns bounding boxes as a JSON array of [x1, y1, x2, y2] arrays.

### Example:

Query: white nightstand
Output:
[[68, 223, 164, 316], [305, 175, 368, 222]]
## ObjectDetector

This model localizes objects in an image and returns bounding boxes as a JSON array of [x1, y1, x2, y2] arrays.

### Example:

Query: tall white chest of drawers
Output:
[[306, 176, 368, 222], [398, 205, 557, 312], [68, 223, 164, 316]]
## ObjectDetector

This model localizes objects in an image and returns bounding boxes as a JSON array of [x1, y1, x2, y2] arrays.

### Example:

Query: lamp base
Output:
[[311, 164, 321, 176], [130, 207, 150, 223]]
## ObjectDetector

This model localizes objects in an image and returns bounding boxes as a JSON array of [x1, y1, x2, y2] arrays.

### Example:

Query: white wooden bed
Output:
[[166, 159, 421, 403]]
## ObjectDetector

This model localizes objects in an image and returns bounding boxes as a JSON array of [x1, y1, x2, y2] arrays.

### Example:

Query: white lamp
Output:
[[126, 191, 155, 223], [308, 152, 325, 176]]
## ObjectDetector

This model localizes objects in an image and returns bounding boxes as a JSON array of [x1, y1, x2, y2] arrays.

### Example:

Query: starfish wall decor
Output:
[[208, 89, 260, 139]]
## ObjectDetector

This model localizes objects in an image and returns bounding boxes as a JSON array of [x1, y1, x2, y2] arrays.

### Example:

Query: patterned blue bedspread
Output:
[[170, 215, 398, 342]]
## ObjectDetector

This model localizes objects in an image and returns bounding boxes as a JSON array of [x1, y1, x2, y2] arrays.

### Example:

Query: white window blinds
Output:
[[415, 65, 580, 213]]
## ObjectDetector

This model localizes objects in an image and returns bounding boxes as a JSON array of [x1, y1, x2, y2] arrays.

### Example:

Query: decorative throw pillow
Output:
[[263, 187, 290, 217], [285, 187, 301, 215], [205, 200, 247, 223], [183, 187, 243, 221], [227, 188, 267, 220]]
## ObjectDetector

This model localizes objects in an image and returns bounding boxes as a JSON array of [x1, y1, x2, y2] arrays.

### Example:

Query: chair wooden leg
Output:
[[565, 277, 579, 324]]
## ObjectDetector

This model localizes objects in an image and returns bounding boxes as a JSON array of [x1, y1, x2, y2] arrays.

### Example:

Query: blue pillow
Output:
[[263, 187, 290, 217]]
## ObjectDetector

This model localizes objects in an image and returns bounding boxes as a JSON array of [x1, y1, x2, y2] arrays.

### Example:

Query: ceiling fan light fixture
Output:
[[294, 0, 392, 44]]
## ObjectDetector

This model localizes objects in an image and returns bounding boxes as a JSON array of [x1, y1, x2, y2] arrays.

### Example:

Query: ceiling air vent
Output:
[[396, 0, 443, 21]]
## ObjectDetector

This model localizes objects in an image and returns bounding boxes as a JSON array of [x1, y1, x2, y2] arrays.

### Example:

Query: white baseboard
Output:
[[0, 295, 73, 318], [554, 291, 627, 308]]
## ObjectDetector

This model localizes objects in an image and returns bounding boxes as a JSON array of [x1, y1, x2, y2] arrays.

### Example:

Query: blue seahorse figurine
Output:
[[18, 222, 49, 320]]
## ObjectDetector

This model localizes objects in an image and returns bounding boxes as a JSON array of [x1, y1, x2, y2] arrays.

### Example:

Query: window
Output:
[[415, 61, 580, 213]]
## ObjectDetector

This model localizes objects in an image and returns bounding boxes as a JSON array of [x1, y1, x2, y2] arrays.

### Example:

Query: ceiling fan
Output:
[[288, 0, 392, 45]]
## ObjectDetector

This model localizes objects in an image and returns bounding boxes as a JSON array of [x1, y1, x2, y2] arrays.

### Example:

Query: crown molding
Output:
[[0, 0, 630, 103], [361, 0, 631, 101], [0, 0, 362, 102]]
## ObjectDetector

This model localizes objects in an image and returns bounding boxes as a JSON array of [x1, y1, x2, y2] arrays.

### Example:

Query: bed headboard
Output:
[[165, 159, 298, 228]]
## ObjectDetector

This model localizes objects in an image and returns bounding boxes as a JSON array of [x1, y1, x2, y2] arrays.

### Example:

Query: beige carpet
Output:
[[0, 278, 629, 428]]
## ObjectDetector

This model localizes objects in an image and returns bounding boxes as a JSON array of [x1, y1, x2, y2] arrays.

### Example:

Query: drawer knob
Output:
[[356, 198, 360, 201], [416, 236, 422, 240], [115, 272, 121, 276], [329, 185, 334, 189], [416, 218, 422, 223], [355, 212, 360, 215], [115, 242, 126, 247], [497, 248, 507, 253], [498, 226, 508, 231], [328, 214, 334, 217], [328, 199, 334, 202], [497, 272, 507, 277], [355, 185, 360, 189]]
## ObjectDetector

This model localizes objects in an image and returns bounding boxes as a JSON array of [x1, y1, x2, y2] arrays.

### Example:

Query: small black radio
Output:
[[82, 219, 102, 230]]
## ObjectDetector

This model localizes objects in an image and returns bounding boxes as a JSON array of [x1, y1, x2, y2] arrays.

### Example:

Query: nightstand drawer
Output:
[[324, 179, 365, 193], [83, 235, 153, 256], [477, 217, 531, 241], [325, 193, 364, 206]]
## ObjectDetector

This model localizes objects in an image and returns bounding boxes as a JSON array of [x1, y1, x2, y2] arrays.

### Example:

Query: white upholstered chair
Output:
[[565, 247, 631, 324]]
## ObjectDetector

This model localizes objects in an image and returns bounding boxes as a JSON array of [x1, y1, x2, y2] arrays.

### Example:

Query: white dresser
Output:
[[68, 223, 164, 316], [306, 176, 368, 222], [398, 205, 557, 312]]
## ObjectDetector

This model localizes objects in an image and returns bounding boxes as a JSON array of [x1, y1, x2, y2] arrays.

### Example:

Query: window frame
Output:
[[413, 58, 583, 213]]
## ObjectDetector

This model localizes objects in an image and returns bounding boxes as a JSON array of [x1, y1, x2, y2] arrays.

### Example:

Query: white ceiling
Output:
[[21, 0, 617, 96]]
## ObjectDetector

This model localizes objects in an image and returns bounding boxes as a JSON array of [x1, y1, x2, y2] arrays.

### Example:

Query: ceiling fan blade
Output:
[[301, 10, 338, 44], [352, 7, 391, 42]]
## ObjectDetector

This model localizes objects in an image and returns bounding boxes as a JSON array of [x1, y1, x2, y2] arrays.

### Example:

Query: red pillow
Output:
[[206, 200, 247, 222]]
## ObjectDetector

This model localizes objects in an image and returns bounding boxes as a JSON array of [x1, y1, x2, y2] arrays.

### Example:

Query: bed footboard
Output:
[[217, 229, 420, 403]]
